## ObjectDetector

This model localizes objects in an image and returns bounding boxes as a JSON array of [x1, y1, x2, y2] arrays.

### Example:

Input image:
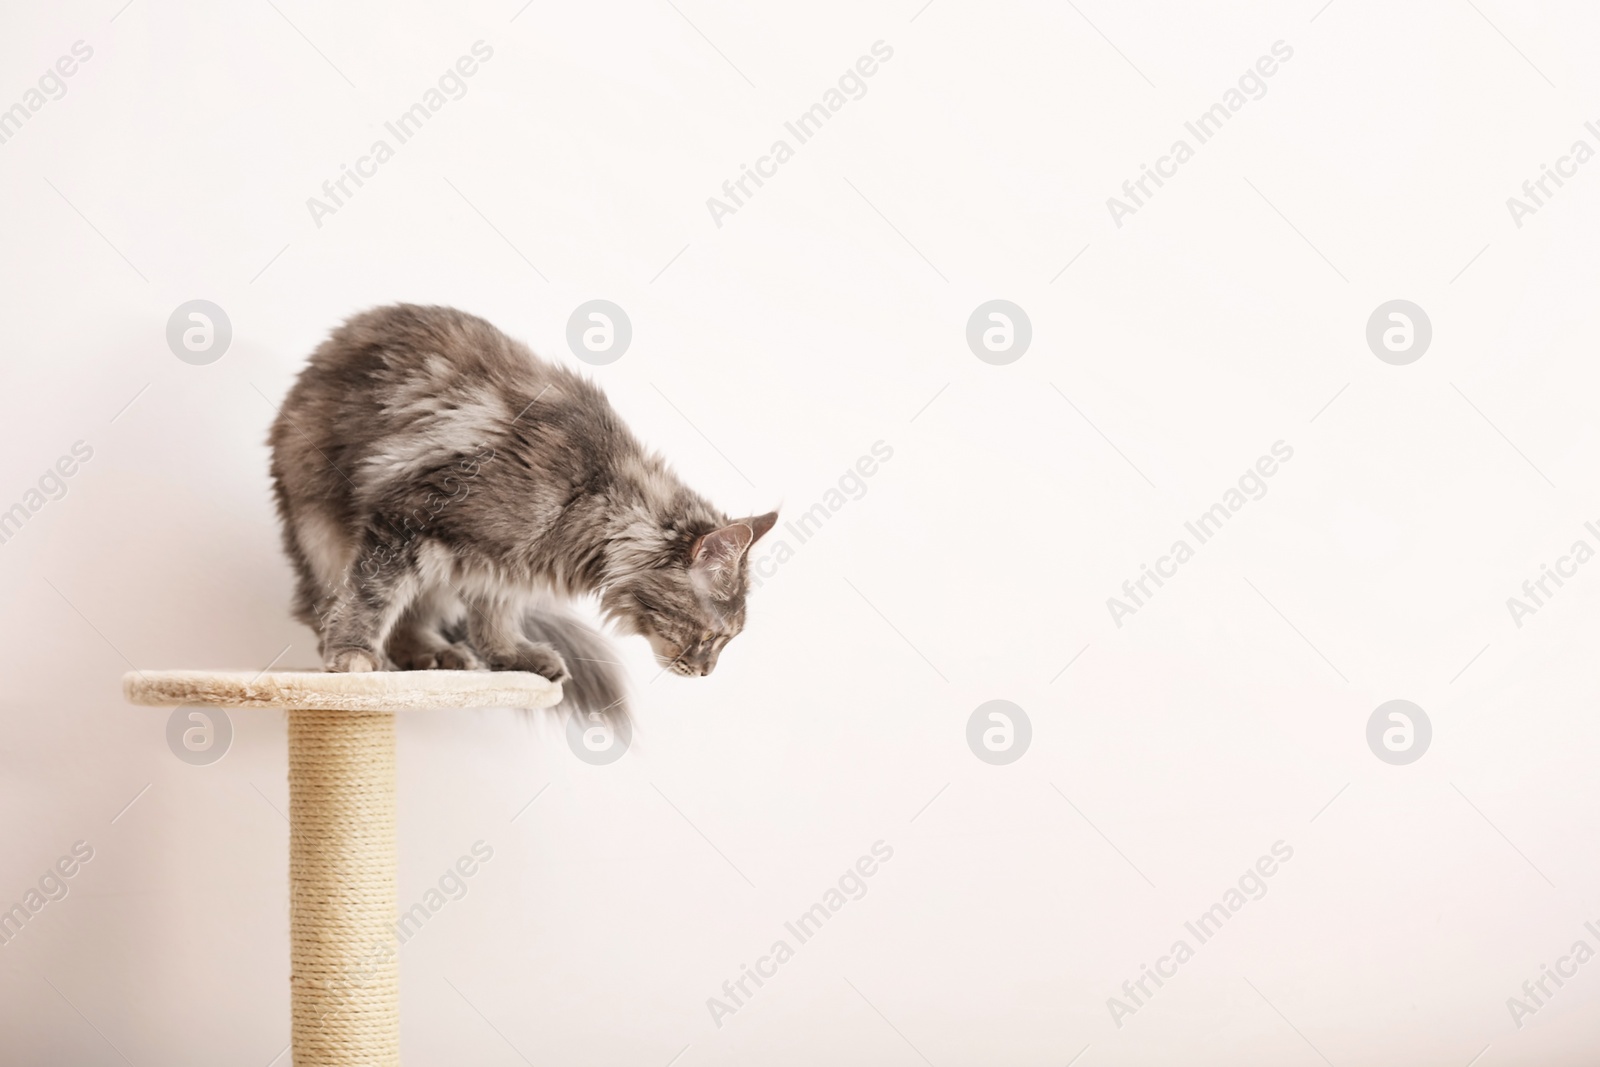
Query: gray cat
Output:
[[267, 303, 776, 723]]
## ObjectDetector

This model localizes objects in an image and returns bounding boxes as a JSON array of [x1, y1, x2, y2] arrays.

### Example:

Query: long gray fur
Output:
[[267, 303, 776, 727]]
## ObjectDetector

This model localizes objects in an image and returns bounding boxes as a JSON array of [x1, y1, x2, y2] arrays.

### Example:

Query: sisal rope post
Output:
[[124, 669, 563, 1066], [289, 709, 399, 1066]]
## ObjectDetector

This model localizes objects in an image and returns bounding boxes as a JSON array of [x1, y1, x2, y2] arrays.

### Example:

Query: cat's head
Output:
[[605, 511, 778, 676]]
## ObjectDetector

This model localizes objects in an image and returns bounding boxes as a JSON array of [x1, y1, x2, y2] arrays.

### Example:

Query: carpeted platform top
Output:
[[123, 669, 563, 711]]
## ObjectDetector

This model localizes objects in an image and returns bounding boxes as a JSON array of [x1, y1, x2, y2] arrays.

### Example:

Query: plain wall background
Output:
[[3, 0, 1599, 1063]]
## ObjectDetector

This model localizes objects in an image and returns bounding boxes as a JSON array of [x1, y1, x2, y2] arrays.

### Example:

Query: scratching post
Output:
[[289, 708, 399, 1064], [125, 669, 563, 1066]]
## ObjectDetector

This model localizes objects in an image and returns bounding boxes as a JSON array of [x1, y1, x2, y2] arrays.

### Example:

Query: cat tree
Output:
[[124, 668, 563, 1066]]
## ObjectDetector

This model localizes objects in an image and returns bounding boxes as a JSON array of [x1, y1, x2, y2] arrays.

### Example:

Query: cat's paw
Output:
[[526, 645, 572, 684], [513, 642, 570, 684], [489, 642, 570, 684], [326, 648, 381, 672], [390, 641, 482, 671], [433, 642, 484, 671]]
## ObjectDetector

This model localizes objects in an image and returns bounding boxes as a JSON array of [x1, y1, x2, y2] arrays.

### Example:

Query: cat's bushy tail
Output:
[[520, 604, 631, 729]]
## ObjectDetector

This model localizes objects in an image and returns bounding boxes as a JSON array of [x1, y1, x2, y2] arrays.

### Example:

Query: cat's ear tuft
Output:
[[745, 511, 778, 544]]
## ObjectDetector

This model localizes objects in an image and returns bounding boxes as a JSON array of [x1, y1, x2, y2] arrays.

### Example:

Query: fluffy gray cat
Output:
[[267, 303, 776, 723]]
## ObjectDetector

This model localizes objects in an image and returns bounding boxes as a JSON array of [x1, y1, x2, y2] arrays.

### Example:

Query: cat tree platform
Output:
[[124, 669, 564, 1067]]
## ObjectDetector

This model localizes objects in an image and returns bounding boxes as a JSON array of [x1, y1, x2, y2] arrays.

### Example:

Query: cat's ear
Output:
[[689, 520, 765, 595], [743, 511, 778, 544]]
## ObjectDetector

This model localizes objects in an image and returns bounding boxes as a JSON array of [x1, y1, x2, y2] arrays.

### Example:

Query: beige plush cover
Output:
[[122, 669, 563, 711]]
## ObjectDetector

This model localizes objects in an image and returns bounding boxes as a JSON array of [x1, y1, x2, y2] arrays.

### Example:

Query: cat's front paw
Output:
[[326, 647, 382, 672]]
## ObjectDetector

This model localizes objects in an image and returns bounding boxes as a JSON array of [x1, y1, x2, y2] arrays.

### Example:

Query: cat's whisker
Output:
[[648, 650, 690, 685]]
